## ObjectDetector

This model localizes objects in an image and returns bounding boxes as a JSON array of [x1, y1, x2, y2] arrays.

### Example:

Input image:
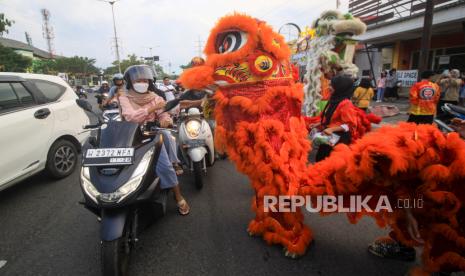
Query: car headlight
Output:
[[80, 147, 154, 204], [186, 120, 201, 138]]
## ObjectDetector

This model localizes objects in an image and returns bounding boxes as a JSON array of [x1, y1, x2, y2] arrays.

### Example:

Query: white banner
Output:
[[396, 70, 418, 87]]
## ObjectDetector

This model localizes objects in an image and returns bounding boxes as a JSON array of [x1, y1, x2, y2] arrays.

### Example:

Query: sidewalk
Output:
[[371, 97, 410, 125]]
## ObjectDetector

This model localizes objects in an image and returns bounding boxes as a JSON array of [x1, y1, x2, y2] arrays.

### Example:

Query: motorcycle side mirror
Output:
[[76, 99, 93, 112], [88, 136, 98, 147]]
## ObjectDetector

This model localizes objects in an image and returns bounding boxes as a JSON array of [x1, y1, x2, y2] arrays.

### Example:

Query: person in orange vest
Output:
[[407, 70, 441, 124]]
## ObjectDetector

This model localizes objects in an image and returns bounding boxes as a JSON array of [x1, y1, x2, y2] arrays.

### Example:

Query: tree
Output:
[[0, 13, 14, 37], [54, 56, 99, 76], [0, 44, 32, 72], [104, 54, 140, 75], [31, 59, 57, 74], [32, 56, 99, 76]]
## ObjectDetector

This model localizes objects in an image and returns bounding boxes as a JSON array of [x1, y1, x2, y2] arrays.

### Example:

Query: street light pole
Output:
[[99, 0, 122, 73], [418, 0, 434, 78]]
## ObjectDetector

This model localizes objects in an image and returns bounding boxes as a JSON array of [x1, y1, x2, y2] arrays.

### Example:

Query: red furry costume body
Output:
[[180, 14, 465, 273]]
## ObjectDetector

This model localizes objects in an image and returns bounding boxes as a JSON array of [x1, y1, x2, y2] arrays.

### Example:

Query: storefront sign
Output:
[[438, 56, 450, 65], [396, 70, 418, 87]]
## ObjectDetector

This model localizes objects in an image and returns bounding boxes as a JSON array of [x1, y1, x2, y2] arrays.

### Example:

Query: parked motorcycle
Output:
[[76, 99, 168, 276], [434, 103, 465, 135]]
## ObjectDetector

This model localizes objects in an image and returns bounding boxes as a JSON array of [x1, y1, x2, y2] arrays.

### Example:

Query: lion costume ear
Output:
[[258, 23, 291, 61], [178, 65, 215, 90]]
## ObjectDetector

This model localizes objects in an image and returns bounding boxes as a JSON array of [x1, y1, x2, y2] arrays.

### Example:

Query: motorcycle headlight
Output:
[[186, 120, 201, 138], [80, 167, 99, 204], [80, 147, 154, 204]]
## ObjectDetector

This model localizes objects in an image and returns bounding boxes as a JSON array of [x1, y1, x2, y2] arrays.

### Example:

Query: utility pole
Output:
[[462, 22, 465, 45], [41, 9, 55, 58], [25, 32, 33, 46], [418, 0, 434, 78], [336, 0, 340, 9], [195, 36, 203, 57], [99, 0, 122, 73]]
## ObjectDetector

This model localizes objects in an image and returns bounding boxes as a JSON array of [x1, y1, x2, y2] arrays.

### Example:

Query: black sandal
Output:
[[368, 236, 416, 261]]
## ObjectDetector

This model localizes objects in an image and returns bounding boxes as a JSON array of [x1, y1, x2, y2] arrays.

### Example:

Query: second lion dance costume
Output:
[[179, 13, 465, 274]]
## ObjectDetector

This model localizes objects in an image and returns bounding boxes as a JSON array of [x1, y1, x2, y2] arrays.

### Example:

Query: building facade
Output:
[[0, 37, 55, 60], [352, 0, 465, 81]]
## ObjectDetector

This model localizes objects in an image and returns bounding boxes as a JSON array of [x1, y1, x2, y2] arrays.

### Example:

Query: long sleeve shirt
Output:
[[119, 94, 171, 124]]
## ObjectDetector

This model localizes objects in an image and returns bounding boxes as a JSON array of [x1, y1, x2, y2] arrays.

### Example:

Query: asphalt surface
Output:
[[0, 94, 419, 276]]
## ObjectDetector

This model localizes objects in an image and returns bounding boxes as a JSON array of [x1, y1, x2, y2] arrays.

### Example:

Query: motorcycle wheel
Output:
[[193, 161, 204, 190], [101, 230, 130, 276]]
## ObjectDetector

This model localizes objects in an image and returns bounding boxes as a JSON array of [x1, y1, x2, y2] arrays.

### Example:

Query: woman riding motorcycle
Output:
[[118, 65, 190, 215]]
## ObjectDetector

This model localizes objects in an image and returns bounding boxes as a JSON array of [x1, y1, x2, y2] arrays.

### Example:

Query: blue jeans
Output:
[[156, 144, 178, 189], [377, 87, 385, 101], [159, 130, 180, 164]]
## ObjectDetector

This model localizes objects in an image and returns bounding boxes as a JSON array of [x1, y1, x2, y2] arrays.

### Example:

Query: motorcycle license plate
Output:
[[83, 148, 134, 166], [186, 139, 205, 148]]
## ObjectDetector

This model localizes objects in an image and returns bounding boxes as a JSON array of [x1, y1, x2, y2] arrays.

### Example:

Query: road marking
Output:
[[0, 260, 6, 269]]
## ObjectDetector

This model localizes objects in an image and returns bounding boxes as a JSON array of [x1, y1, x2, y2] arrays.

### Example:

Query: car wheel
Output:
[[46, 139, 78, 179]]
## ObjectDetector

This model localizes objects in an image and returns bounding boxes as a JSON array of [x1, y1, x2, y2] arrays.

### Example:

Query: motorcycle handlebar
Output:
[[84, 123, 101, 129]]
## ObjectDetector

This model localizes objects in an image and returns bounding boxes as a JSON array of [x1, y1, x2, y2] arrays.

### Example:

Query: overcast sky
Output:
[[1, 0, 348, 73]]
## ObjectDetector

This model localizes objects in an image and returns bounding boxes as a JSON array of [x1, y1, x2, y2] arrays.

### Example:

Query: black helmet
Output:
[[112, 73, 124, 82], [124, 65, 156, 90]]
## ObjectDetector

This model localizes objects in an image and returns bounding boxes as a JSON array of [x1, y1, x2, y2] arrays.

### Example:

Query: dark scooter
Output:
[[76, 99, 169, 276]]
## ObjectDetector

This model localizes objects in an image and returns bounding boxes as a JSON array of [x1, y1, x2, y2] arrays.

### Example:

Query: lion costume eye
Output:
[[323, 15, 337, 21], [215, 31, 248, 54]]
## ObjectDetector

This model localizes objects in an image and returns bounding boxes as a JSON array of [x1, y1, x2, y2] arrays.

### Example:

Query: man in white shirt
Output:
[[158, 77, 176, 101], [158, 77, 179, 114]]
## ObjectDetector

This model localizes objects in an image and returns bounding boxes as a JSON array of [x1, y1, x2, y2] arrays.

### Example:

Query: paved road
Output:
[[0, 94, 419, 275]]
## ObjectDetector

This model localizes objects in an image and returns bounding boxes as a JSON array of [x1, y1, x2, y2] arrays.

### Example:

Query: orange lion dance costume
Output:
[[180, 13, 465, 273]]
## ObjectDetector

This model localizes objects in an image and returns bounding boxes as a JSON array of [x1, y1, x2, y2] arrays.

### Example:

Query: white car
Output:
[[0, 73, 90, 191]]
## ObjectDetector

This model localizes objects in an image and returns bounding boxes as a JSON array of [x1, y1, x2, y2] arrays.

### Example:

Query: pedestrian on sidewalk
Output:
[[407, 70, 441, 124], [352, 78, 374, 112], [436, 69, 462, 116], [384, 68, 398, 101], [376, 71, 386, 102]]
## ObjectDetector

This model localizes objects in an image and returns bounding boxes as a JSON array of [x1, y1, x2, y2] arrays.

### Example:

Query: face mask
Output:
[[133, 82, 149, 93]]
